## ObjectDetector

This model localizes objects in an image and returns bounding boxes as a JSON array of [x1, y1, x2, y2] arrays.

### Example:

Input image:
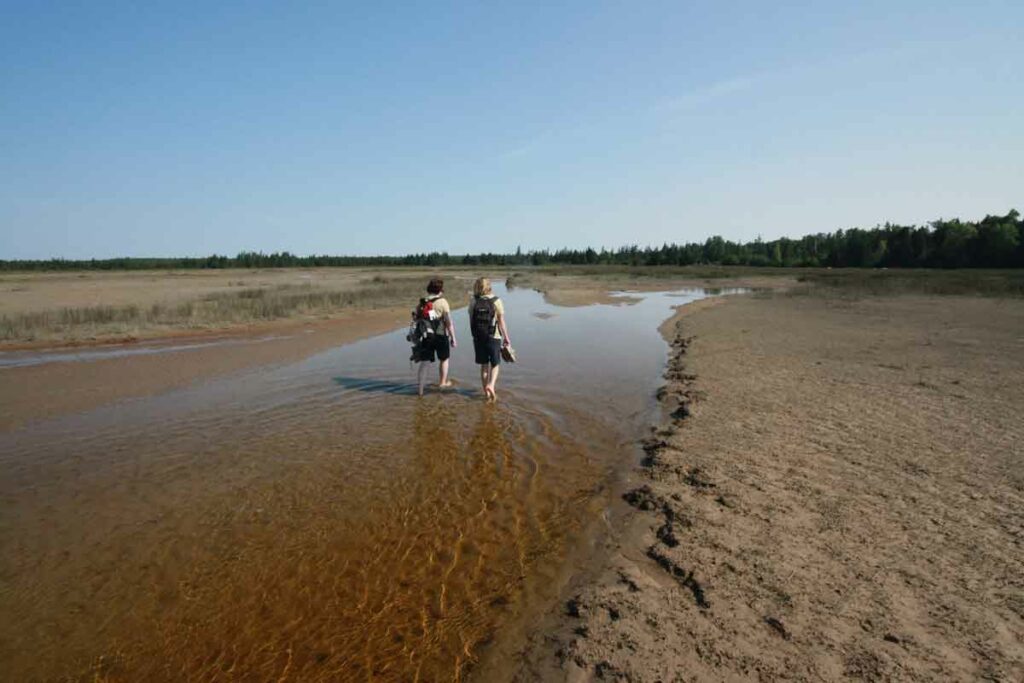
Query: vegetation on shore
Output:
[[0, 275, 429, 342], [4, 266, 1023, 345], [509, 264, 1024, 298], [792, 268, 1024, 298], [3, 210, 1020, 272]]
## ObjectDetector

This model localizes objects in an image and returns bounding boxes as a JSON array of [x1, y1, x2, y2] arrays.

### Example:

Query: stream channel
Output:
[[0, 281, 721, 681]]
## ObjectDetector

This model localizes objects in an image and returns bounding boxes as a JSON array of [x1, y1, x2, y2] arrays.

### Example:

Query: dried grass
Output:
[[1, 276, 430, 342]]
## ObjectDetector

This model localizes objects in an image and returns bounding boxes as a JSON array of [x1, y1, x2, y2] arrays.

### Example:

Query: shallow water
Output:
[[0, 283, 709, 681], [0, 334, 294, 369]]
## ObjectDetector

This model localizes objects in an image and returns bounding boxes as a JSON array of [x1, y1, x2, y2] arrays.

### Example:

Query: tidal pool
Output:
[[0, 283, 714, 681]]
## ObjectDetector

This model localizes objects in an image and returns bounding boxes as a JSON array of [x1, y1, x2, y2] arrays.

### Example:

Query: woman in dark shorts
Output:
[[414, 278, 457, 396], [469, 278, 511, 402]]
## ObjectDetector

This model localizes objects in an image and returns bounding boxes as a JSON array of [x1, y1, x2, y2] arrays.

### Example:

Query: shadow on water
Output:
[[332, 375, 477, 398]]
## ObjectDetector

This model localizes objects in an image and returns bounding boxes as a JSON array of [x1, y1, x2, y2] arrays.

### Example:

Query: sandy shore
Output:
[[513, 291, 1024, 681]]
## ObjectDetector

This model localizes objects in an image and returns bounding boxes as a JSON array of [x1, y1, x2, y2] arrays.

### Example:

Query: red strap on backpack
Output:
[[418, 299, 434, 320]]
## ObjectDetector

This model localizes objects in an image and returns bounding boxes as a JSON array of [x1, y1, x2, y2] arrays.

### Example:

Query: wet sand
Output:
[[0, 308, 410, 431], [514, 292, 1024, 681]]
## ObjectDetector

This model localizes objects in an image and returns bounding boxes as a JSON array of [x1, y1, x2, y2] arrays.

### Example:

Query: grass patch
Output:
[[0, 276, 433, 342], [791, 269, 1024, 298], [506, 265, 1024, 299], [507, 264, 798, 282]]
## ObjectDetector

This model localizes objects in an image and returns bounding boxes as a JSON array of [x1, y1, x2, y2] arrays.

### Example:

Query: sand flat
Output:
[[514, 292, 1024, 681]]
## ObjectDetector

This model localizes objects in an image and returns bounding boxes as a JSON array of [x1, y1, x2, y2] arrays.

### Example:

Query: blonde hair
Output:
[[473, 277, 492, 297]]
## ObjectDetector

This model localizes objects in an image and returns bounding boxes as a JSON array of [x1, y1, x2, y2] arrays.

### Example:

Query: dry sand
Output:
[[512, 292, 1024, 681]]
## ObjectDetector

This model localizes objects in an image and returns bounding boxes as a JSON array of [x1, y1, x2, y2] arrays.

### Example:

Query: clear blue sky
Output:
[[2, 1, 1021, 259]]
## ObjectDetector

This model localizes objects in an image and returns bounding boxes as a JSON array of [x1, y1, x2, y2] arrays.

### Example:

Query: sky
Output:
[[1, 1, 1022, 259]]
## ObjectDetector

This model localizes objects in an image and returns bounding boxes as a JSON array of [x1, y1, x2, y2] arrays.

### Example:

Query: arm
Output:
[[497, 313, 510, 347], [445, 312, 457, 347]]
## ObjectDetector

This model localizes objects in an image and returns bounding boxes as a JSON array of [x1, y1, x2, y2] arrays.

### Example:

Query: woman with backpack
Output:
[[411, 278, 457, 397], [469, 277, 511, 402]]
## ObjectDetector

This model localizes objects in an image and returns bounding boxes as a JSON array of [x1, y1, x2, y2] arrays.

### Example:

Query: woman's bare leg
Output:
[[439, 358, 452, 387], [480, 365, 489, 398], [486, 364, 500, 401]]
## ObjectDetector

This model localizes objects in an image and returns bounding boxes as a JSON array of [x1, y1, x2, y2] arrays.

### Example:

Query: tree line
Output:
[[3, 209, 1020, 272]]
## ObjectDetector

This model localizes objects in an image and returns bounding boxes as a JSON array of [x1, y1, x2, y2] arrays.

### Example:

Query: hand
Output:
[[451, 338, 457, 349], [502, 339, 511, 348]]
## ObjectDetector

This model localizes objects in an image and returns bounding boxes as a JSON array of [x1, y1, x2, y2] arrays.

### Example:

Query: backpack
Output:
[[470, 296, 498, 341], [407, 297, 442, 348]]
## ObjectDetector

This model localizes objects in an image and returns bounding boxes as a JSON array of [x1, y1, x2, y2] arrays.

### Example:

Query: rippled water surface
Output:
[[0, 334, 293, 369], [0, 283, 709, 681]]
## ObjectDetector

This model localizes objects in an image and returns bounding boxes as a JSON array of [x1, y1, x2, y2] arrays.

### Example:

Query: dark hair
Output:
[[427, 278, 444, 295]]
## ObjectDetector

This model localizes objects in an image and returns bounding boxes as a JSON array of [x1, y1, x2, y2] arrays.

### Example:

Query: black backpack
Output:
[[470, 296, 497, 340], [416, 297, 444, 334], [407, 297, 441, 349]]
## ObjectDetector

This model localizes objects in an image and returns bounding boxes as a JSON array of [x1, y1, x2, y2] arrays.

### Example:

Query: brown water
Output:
[[0, 283, 711, 681]]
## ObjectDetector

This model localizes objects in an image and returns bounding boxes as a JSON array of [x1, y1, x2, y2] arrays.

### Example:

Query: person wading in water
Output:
[[410, 278, 457, 397], [469, 278, 511, 402]]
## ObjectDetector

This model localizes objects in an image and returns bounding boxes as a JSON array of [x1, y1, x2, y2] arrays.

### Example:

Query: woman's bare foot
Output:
[[484, 387, 495, 401], [439, 381, 455, 389]]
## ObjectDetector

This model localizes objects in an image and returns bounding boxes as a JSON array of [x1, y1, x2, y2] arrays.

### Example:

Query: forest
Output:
[[3, 210, 1020, 271]]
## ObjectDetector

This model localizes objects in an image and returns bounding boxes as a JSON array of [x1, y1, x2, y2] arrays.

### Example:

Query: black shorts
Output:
[[416, 335, 450, 363], [473, 338, 502, 366]]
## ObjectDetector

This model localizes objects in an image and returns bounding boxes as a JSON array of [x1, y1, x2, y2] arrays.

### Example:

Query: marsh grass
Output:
[[1, 276, 430, 342], [790, 269, 1024, 299], [508, 264, 798, 282], [507, 265, 1024, 299]]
